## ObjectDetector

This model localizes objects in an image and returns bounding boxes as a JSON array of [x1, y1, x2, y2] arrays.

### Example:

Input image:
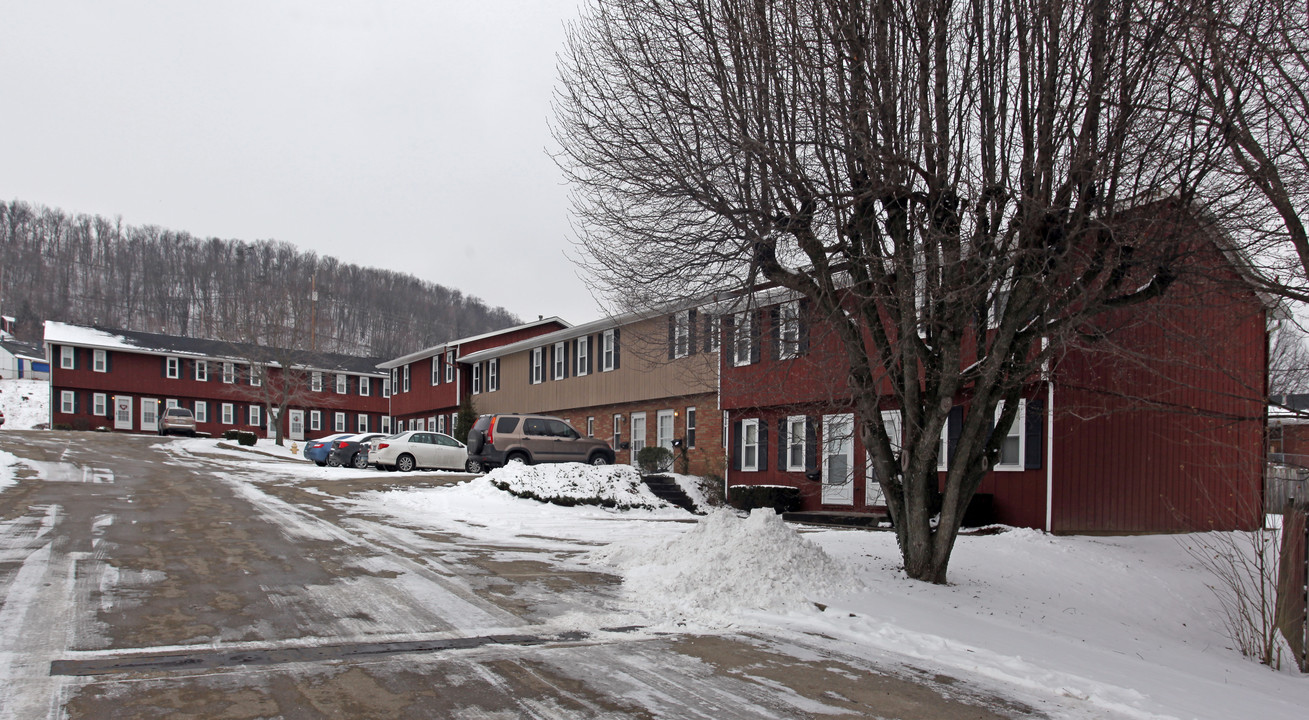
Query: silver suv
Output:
[[158, 407, 196, 436], [465, 414, 614, 473]]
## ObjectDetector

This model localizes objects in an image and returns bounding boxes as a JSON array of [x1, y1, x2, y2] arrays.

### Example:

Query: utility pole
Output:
[[310, 272, 318, 352]]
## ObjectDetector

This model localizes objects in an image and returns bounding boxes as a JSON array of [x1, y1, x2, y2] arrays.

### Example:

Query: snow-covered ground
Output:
[[349, 465, 1309, 720], [0, 378, 48, 430]]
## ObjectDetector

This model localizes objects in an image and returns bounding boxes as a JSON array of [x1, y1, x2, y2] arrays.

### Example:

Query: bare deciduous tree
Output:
[[556, 0, 1213, 582]]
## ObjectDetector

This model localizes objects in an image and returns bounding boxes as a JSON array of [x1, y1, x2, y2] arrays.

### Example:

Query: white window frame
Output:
[[587, 416, 595, 437], [686, 407, 697, 448], [390, 368, 398, 393], [357, 414, 369, 433], [166, 398, 179, 410], [93, 392, 107, 416], [432, 356, 440, 386], [630, 412, 647, 454], [613, 414, 623, 449], [334, 411, 346, 432], [93, 349, 107, 373], [777, 300, 800, 360], [195, 360, 208, 381], [488, 358, 499, 391], [60, 346, 75, 369], [531, 347, 544, 384], [359, 376, 370, 396], [601, 330, 616, 372], [402, 365, 410, 393], [733, 311, 753, 366], [382, 378, 391, 398], [472, 363, 482, 394], [312, 372, 323, 392], [995, 399, 1027, 471], [381, 416, 392, 433], [61, 390, 75, 414], [309, 410, 321, 431], [786, 415, 807, 471], [450, 412, 458, 435], [438, 415, 446, 434], [553, 342, 566, 380], [445, 350, 456, 383], [195, 401, 208, 423], [575, 337, 589, 376], [221, 403, 234, 425], [166, 356, 180, 379], [673, 310, 690, 358], [249, 405, 262, 427], [249, 364, 262, 387], [741, 418, 760, 471], [222, 362, 234, 384], [336, 373, 347, 394], [709, 315, 721, 352]]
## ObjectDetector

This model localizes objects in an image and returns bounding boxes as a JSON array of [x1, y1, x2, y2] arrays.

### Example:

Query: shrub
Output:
[[53, 423, 73, 431], [221, 429, 241, 441], [236, 431, 258, 446], [728, 485, 802, 514], [636, 446, 673, 474]]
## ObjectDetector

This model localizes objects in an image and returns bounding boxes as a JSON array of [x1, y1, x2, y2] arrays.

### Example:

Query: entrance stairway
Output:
[[641, 475, 698, 513]]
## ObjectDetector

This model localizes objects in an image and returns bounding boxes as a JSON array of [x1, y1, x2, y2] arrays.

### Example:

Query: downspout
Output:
[[1043, 337, 1054, 533]]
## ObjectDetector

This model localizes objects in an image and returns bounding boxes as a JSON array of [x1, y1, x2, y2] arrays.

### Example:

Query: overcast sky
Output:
[[0, 0, 605, 326]]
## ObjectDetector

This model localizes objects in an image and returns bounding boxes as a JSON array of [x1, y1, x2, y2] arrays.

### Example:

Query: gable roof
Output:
[[44, 322, 385, 375], [377, 316, 571, 369], [0, 338, 45, 362]]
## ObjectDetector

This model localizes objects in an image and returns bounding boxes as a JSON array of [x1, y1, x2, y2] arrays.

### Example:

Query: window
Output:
[[166, 398, 179, 410], [741, 418, 760, 471], [249, 405, 262, 427], [381, 416, 392, 433], [673, 310, 690, 358], [601, 329, 617, 371], [488, 358, 499, 391], [382, 378, 391, 398], [93, 349, 107, 373], [445, 350, 456, 383], [995, 400, 1027, 470], [553, 342, 566, 380], [336, 374, 347, 394], [312, 372, 323, 392], [630, 412, 647, 454], [613, 414, 623, 449], [309, 410, 321, 431], [60, 346, 75, 369], [195, 360, 208, 381], [357, 414, 369, 433], [249, 364, 261, 387], [530, 347, 544, 384], [390, 368, 398, 393], [709, 315, 722, 352], [432, 356, 440, 385], [221, 403, 234, 424], [575, 337, 589, 376], [60, 390, 76, 414], [402, 365, 410, 393], [195, 401, 208, 423], [93, 393, 107, 416], [223, 362, 234, 384], [166, 356, 180, 379], [777, 301, 800, 359], [334, 412, 346, 432], [686, 407, 697, 448], [450, 413, 458, 435], [472, 363, 482, 394], [359, 376, 371, 396], [438, 415, 446, 433], [734, 311, 754, 366], [587, 416, 595, 437]]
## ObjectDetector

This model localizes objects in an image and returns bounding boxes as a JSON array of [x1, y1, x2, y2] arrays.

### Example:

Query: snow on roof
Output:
[[378, 316, 573, 369]]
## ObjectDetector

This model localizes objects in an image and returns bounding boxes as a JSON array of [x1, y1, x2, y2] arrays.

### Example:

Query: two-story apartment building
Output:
[[458, 306, 725, 475], [45, 322, 389, 439], [378, 317, 570, 435]]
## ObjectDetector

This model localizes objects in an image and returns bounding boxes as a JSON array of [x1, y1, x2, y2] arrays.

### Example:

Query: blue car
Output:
[[304, 433, 353, 466]]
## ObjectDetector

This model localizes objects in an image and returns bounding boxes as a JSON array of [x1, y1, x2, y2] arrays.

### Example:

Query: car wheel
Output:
[[589, 453, 611, 466], [397, 454, 416, 472], [465, 459, 484, 474], [352, 452, 369, 469], [314, 460, 326, 467], [506, 452, 528, 466], [326, 455, 342, 467]]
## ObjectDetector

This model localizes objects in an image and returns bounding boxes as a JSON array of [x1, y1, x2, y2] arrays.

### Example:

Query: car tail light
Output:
[[486, 416, 496, 445], [376, 442, 390, 450]]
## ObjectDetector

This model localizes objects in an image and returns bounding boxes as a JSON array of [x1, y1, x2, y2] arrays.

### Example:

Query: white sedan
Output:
[[370, 431, 469, 472]]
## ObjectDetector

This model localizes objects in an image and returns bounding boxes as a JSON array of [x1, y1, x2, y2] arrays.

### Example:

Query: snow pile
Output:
[[0, 379, 49, 430], [486, 462, 675, 510], [0, 449, 20, 491], [591, 509, 862, 619]]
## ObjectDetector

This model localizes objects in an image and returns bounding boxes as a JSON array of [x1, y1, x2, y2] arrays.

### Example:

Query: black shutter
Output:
[[587, 336, 594, 374], [563, 343, 570, 379], [529, 350, 536, 383], [703, 314, 714, 353], [161, 356, 168, 377], [777, 418, 787, 469], [731, 420, 742, 471], [613, 328, 622, 369], [798, 300, 811, 355], [805, 417, 818, 472], [946, 406, 963, 465], [668, 316, 676, 360], [105, 351, 112, 373], [1025, 398, 1044, 469], [758, 421, 769, 471], [750, 310, 762, 364], [722, 315, 735, 359], [688, 309, 698, 355], [769, 306, 780, 362]]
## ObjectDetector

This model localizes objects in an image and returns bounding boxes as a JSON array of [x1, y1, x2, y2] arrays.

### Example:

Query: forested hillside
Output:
[[0, 200, 519, 358]]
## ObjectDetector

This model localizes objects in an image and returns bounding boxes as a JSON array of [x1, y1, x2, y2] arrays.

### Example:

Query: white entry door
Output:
[[630, 412, 647, 454], [114, 396, 133, 430], [865, 411, 900, 507], [656, 410, 675, 470], [289, 410, 305, 441], [821, 413, 855, 505], [140, 398, 159, 433]]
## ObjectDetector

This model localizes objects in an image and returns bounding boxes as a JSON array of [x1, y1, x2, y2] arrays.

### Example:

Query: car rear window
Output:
[[496, 417, 520, 434], [473, 416, 493, 431]]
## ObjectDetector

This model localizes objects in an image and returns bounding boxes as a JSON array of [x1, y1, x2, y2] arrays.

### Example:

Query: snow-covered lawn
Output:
[[350, 464, 1309, 720], [0, 378, 48, 430]]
